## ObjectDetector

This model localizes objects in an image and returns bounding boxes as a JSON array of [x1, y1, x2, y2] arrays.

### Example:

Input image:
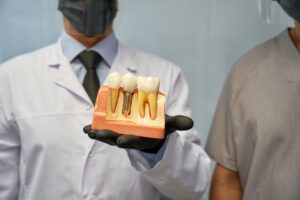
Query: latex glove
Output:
[[83, 115, 193, 153]]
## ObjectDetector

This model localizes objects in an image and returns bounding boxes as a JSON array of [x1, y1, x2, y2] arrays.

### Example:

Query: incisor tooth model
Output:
[[107, 72, 122, 113], [121, 73, 137, 116], [137, 76, 160, 120]]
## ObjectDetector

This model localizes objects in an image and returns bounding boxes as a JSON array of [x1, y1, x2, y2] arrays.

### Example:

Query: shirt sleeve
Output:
[[205, 70, 239, 171], [0, 73, 21, 200]]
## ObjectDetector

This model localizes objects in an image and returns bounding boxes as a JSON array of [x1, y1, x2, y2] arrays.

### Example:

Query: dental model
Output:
[[106, 72, 122, 113], [137, 76, 160, 120], [121, 73, 137, 116], [92, 72, 165, 139]]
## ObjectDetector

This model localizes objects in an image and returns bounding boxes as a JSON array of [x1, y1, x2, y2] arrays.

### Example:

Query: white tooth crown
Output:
[[137, 76, 147, 91], [137, 76, 160, 94], [146, 77, 160, 93], [122, 73, 137, 92], [107, 71, 122, 89], [137, 76, 160, 120], [107, 72, 122, 113], [105, 72, 161, 119]]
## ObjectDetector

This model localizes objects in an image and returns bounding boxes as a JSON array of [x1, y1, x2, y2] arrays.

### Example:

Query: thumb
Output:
[[166, 115, 194, 131]]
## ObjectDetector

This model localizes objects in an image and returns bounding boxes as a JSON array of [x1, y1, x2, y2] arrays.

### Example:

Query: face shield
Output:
[[257, 0, 294, 25], [58, 0, 118, 37]]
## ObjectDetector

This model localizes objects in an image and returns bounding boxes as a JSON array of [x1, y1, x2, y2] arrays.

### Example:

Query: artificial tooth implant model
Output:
[[137, 76, 160, 120], [91, 72, 166, 139], [121, 73, 137, 116], [107, 72, 122, 113]]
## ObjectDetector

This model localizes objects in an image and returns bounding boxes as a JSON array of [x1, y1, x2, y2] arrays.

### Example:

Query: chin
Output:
[[83, 33, 106, 39], [84, 34, 98, 38]]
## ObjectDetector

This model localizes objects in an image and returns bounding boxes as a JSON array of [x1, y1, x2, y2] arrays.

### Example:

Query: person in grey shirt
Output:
[[206, 1, 300, 199]]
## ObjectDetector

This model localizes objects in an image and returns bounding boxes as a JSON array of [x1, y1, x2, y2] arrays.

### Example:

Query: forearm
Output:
[[129, 132, 211, 200], [0, 104, 21, 199], [210, 164, 243, 200]]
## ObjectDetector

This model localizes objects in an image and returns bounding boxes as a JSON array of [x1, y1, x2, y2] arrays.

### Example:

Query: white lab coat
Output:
[[0, 41, 210, 200]]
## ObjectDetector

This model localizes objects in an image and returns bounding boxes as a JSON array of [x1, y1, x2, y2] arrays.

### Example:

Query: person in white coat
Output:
[[0, 0, 210, 199]]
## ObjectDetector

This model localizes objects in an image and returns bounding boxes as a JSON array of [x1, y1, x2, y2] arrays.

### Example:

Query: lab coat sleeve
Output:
[[127, 135, 170, 168], [127, 65, 211, 200], [0, 70, 21, 200]]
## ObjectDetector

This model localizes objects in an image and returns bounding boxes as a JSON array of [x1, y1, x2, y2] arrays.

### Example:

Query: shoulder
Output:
[[0, 44, 57, 79], [0, 43, 57, 99], [118, 43, 181, 75], [228, 33, 283, 91]]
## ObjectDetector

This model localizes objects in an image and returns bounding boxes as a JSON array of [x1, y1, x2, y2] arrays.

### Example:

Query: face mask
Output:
[[58, 0, 118, 36], [276, 0, 300, 21]]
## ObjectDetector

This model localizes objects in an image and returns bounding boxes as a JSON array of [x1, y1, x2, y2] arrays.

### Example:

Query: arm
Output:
[[210, 164, 243, 200], [84, 64, 211, 199], [206, 68, 244, 200], [0, 70, 20, 199], [127, 66, 211, 199]]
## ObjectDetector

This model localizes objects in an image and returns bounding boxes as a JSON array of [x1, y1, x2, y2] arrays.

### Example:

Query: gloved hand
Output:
[[83, 115, 194, 153]]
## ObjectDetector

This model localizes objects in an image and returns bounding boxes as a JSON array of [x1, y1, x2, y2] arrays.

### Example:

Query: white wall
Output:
[[0, 0, 62, 61], [0, 0, 290, 199]]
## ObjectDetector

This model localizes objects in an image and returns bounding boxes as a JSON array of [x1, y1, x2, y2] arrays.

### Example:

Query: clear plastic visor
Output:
[[257, 0, 293, 25]]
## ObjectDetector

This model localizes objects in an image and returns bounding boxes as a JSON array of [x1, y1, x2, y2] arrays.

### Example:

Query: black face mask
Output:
[[58, 0, 118, 36], [276, 0, 300, 21]]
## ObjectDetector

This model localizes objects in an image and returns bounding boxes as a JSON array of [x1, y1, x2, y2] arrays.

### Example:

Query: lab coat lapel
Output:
[[109, 44, 138, 76], [48, 43, 93, 105]]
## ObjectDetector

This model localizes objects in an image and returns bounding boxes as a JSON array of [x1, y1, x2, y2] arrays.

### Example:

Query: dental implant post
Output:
[[121, 73, 137, 116]]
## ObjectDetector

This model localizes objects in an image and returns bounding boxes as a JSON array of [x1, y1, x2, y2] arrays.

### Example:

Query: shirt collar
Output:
[[59, 31, 118, 67]]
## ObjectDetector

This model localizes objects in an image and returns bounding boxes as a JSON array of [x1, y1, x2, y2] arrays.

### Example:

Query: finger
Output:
[[89, 129, 120, 146], [83, 124, 92, 134], [116, 135, 141, 149], [117, 135, 161, 150], [166, 115, 194, 131]]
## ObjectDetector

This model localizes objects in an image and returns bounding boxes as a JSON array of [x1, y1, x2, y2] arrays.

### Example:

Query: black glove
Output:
[[83, 115, 194, 153]]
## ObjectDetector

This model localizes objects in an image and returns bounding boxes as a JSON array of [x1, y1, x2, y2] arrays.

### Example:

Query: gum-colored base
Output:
[[92, 86, 165, 139]]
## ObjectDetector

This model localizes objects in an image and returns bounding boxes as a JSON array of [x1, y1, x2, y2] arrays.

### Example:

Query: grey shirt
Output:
[[206, 30, 300, 200]]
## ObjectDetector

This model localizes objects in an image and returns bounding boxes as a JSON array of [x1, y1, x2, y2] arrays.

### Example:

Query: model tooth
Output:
[[107, 72, 122, 112], [121, 73, 137, 115], [122, 73, 137, 93], [137, 76, 160, 119], [146, 77, 160, 120], [107, 72, 122, 89], [137, 76, 147, 118]]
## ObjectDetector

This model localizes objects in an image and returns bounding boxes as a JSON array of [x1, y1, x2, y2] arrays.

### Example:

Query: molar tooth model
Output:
[[92, 72, 166, 139]]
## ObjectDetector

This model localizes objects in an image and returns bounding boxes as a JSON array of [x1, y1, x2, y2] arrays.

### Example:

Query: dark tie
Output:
[[77, 50, 102, 104]]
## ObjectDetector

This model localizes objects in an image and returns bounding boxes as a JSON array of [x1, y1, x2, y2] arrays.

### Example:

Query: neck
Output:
[[289, 22, 300, 53]]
